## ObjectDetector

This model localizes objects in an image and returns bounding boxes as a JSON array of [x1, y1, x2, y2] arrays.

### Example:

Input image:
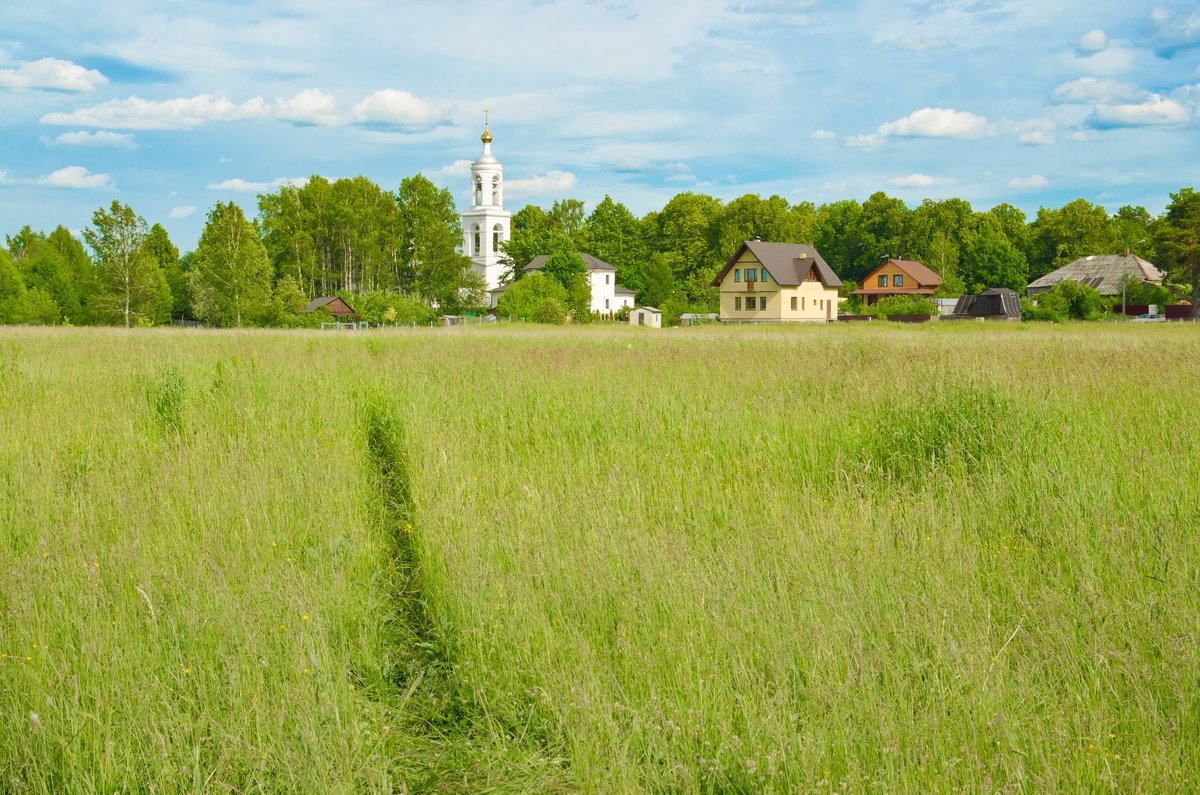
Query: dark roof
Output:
[[614, 285, 637, 296], [524, 252, 616, 273], [1027, 254, 1163, 295], [303, 296, 356, 315], [711, 241, 843, 288], [952, 287, 1022, 318]]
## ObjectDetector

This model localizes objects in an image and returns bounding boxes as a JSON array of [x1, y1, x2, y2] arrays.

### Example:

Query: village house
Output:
[[1026, 253, 1163, 297], [303, 296, 357, 321], [851, 259, 943, 306], [517, 253, 637, 317], [711, 241, 842, 323]]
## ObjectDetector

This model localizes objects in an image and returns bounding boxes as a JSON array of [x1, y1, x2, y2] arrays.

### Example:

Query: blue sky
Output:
[[1, 0, 1198, 251]]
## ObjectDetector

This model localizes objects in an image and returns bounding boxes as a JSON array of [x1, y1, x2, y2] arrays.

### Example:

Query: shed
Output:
[[629, 306, 662, 328], [303, 296, 357, 320], [952, 287, 1022, 321]]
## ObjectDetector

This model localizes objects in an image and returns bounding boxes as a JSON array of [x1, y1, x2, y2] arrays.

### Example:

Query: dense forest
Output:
[[2, 176, 1198, 326]]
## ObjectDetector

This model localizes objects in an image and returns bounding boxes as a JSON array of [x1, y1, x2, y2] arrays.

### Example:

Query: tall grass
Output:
[[1, 323, 1197, 792]]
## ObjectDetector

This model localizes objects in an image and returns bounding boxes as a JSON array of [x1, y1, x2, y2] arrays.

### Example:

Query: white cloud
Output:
[[352, 89, 455, 128], [505, 170, 578, 198], [50, 130, 136, 148], [206, 176, 307, 192], [42, 94, 270, 130], [424, 159, 472, 181], [274, 88, 342, 126], [0, 58, 107, 91], [1016, 119, 1056, 145], [886, 173, 954, 188], [877, 107, 991, 139], [1090, 95, 1189, 127], [809, 129, 835, 140], [168, 206, 197, 219], [0, 169, 11, 185], [1009, 174, 1048, 189], [1078, 29, 1108, 53], [1053, 77, 1143, 104], [37, 166, 113, 189], [843, 133, 883, 150]]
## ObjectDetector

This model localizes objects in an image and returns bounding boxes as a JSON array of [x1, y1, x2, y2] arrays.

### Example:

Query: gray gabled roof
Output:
[[524, 252, 616, 273], [303, 296, 355, 314], [1027, 254, 1163, 295], [711, 241, 843, 288]]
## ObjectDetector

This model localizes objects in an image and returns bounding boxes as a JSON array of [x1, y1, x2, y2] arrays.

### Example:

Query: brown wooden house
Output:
[[303, 296, 358, 320], [851, 259, 942, 306]]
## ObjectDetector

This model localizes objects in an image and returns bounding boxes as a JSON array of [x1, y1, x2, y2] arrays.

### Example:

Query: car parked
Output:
[[1131, 313, 1166, 322]]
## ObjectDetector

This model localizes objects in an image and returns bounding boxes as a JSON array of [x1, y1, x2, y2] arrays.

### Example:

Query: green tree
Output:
[[813, 199, 867, 280], [962, 224, 1029, 293], [1156, 187, 1200, 317], [495, 272, 568, 323], [1030, 280, 1105, 321], [397, 174, 480, 312], [1028, 199, 1117, 280], [854, 192, 913, 279], [145, 223, 189, 321], [501, 204, 571, 283], [548, 198, 587, 241], [639, 253, 676, 308], [83, 200, 170, 327], [645, 192, 723, 302], [191, 201, 273, 327], [1110, 205, 1157, 261], [0, 249, 27, 324], [578, 196, 649, 292]]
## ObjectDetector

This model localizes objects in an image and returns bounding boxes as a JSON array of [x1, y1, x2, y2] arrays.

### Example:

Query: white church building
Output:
[[462, 118, 511, 297], [463, 118, 638, 316]]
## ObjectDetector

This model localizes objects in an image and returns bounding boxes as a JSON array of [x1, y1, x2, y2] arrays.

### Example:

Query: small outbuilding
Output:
[[303, 296, 358, 320], [952, 287, 1022, 321], [629, 306, 662, 328]]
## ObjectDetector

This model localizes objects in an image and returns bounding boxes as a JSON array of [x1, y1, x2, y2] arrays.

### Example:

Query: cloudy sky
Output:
[[2, 0, 1198, 250]]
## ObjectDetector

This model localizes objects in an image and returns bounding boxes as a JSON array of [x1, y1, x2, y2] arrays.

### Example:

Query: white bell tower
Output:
[[462, 111, 511, 297]]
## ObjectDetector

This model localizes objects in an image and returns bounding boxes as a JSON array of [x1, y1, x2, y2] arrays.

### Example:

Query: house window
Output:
[[791, 296, 797, 311], [735, 296, 742, 310], [746, 296, 756, 310], [759, 295, 767, 310], [878, 274, 888, 288], [605, 298, 610, 309], [893, 274, 903, 287], [745, 268, 756, 282], [801, 296, 805, 310], [605, 274, 610, 285], [734, 268, 741, 282], [761, 268, 769, 283]]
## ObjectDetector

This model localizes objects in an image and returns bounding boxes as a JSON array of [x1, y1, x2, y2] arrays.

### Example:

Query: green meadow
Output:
[[1, 323, 1197, 793]]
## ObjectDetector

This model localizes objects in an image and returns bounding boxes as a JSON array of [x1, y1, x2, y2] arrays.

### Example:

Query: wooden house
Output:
[[711, 241, 843, 323], [852, 259, 942, 306], [303, 296, 357, 320]]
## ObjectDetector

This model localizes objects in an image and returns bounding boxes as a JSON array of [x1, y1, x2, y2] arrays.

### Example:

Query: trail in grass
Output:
[[361, 394, 572, 792]]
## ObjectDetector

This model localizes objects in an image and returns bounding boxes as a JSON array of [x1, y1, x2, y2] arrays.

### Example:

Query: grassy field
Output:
[[1, 323, 1197, 792]]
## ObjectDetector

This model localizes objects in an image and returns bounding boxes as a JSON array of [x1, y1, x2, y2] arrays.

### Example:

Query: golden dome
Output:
[[481, 127, 492, 144]]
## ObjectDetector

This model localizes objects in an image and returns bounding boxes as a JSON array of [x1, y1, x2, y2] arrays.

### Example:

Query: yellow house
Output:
[[711, 241, 843, 323]]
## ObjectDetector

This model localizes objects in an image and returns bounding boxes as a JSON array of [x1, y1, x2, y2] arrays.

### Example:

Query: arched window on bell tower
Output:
[[472, 224, 481, 255], [493, 223, 503, 251], [474, 176, 483, 206], [492, 175, 500, 206]]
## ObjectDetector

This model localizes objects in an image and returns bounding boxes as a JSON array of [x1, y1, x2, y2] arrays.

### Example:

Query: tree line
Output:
[[2, 177, 1198, 327]]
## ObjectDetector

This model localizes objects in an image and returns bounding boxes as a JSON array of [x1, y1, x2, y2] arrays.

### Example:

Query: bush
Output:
[[496, 273, 569, 324], [873, 294, 937, 319]]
